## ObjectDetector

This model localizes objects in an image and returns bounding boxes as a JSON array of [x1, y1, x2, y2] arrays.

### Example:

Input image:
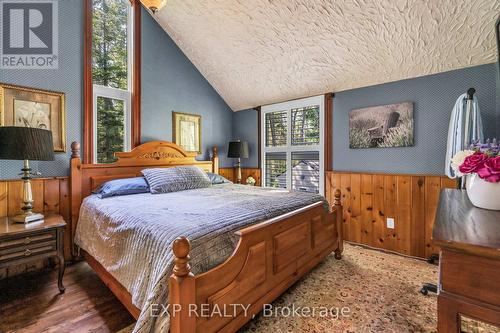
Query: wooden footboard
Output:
[[69, 141, 343, 332], [169, 190, 343, 333]]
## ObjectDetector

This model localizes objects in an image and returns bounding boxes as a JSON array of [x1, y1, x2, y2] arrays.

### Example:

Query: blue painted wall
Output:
[[232, 63, 498, 175], [231, 109, 259, 168], [497, 61, 500, 134], [333, 63, 497, 175], [141, 8, 233, 166], [0, 0, 83, 179], [0, 3, 234, 179], [1, 0, 497, 179]]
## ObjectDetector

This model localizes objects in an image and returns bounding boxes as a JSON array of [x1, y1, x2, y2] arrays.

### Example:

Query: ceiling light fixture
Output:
[[140, 0, 166, 14]]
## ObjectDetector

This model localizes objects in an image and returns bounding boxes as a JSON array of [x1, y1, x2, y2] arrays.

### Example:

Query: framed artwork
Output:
[[172, 111, 201, 153], [0, 83, 66, 152], [349, 101, 414, 149]]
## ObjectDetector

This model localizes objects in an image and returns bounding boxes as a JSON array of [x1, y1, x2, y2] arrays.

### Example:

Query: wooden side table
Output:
[[0, 214, 66, 293]]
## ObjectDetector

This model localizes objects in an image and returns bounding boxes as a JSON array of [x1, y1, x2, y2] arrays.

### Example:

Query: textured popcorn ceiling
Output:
[[152, 0, 499, 111]]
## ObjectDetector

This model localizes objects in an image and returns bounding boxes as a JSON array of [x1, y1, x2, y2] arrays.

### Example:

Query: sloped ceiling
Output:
[[151, 0, 499, 111]]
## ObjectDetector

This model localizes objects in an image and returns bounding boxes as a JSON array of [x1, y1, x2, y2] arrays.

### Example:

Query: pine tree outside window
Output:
[[91, 0, 133, 163]]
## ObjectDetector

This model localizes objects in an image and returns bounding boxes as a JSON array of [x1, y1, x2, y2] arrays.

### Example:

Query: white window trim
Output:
[[260, 95, 325, 194], [92, 2, 133, 164], [92, 84, 132, 163]]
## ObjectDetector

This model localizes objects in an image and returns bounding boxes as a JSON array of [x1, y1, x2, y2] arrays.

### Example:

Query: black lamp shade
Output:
[[227, 141, 249, 159], [0, 127, 55, 161]]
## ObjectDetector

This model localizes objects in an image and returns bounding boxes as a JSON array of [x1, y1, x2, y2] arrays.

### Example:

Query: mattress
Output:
[[74, 183, 327, 333]]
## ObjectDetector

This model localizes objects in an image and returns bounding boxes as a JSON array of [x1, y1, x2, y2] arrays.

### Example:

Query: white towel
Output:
[[445, 94, 484, 178]]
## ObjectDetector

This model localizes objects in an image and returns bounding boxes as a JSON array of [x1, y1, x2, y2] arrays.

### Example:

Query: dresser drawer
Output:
[[440, 249, 500, 306], [0, 230, 56, 250], [0, 240, 57, 263]]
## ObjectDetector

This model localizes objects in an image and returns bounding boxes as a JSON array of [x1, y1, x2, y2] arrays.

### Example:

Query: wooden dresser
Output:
[[432, 189, 500, 333]]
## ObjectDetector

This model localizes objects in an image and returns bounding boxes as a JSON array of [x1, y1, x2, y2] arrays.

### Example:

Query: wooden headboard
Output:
[[69, 140, 219, 253]]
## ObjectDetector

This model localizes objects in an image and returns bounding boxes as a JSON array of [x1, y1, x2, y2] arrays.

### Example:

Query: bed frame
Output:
[[69, 141, 343, 333]]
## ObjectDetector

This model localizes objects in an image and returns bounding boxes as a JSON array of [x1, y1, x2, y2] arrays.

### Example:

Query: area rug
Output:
[[121, 243, 438, 333], [240, 243, 437, 332]]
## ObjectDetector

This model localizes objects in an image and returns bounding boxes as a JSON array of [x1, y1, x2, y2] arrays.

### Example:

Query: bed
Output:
[[69, 141, 343, 333]]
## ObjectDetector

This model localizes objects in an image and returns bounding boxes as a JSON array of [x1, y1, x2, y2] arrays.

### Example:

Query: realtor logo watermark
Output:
[[0, 0, 58, 69]]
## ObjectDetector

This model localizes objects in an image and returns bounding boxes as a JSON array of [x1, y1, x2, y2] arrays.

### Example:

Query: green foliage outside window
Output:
[[96, 97, 125, 163], [92, 0, 129, 163], [291, 106, 319, 145]]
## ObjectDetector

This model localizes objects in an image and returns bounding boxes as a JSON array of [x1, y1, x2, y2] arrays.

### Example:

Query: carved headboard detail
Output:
[[69, 141, 219, 255], [106, 141, 200, 166]]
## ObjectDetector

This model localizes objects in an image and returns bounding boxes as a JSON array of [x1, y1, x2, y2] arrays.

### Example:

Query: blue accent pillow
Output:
[[93, 177, 150, 198], [207, 172, 232, 185], [141, 166, 212, 194]]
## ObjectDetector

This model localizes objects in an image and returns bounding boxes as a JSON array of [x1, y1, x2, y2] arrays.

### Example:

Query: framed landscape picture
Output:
[[172, 111, 201, 153], [0, 83, 66, 152], [349, 102, 414, 149]]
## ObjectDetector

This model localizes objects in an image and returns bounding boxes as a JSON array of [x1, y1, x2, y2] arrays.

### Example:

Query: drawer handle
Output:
[[24, 237, 31, 244], [24, 249, 32, 257]]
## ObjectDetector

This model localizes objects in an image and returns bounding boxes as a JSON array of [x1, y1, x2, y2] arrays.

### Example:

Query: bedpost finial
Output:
[[212, 146, 219, 174], [334, 189, 341, 206], [173, 237, 191, 277], [71, 142, 80, 158], [173, 237, 190, 257]]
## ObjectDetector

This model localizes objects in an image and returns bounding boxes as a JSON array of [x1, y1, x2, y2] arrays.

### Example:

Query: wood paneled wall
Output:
[[325, 171, 457, 258], [0, 177, 71, 278], [219, 168, 262, 186], [0, 169, 453, 278]]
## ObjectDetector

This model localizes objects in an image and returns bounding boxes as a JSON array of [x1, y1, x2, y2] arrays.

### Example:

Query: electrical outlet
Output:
[[387, 217, 395, 229]]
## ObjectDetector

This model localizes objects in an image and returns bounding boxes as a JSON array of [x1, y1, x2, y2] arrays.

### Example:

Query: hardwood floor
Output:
[[0, 244, 442, 333], [0, 262, 134, 333]]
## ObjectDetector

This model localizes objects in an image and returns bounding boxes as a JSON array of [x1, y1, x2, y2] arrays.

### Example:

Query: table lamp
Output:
[[0, 127, 55, 223], [227, 140, 249, 184]]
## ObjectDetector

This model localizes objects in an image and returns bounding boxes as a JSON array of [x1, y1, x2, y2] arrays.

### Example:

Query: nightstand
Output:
[[0, 214, 66, 293]]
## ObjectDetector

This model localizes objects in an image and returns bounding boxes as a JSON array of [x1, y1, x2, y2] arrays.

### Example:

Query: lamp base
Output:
[[11, 212, 45, 224]]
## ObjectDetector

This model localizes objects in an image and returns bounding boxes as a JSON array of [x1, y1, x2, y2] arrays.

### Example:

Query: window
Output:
[[92, 0, 132, 163], [265, 111, 287, 147], [265, 152, 287, 189], [84, 0, 141, 164], [261, 96, 324, 194]]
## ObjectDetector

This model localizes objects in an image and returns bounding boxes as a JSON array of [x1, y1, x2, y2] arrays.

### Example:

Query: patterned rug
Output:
[[120, 243, 438, 333], [240, 243, 437, 333]]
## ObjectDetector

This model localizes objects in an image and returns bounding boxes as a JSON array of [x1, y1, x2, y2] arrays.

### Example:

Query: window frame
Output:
[[260, 95, 325, 194], [84, 0, 141, 164], [92, 84, 132, 162]]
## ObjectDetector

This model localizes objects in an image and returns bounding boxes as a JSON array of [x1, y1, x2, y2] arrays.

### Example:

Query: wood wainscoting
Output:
[[325, 171, 457, 258], [0, 177, 71, 278], [0, 169, 453, 277], [219, 168, 262, 186]]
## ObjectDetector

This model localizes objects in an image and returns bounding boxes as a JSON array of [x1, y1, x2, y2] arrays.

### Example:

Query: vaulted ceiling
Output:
[[151, 0, 499, 111]]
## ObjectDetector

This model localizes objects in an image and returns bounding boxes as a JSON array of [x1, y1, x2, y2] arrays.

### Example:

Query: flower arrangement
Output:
[[451, 139, 499, 183], [246, 176, 256, 186]]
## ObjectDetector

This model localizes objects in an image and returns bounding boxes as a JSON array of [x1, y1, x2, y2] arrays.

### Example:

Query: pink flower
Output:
[[477, 156, 500, 183], [459, 152, 488, 174]]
